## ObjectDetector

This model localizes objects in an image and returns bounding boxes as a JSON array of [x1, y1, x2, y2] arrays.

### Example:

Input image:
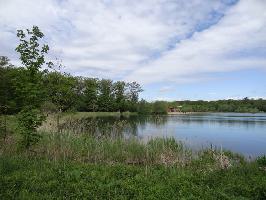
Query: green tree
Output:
[[0, 56, 10, 140], [83, 78, 99, 111], [126, 82, 143, 112], [127, 82, 143, 103], [152, 101, 168, 114], [137, 99, 152, 114], [15, 26, 50, 149], [98, 79, 115, 112], [114, 81, 127, 112]]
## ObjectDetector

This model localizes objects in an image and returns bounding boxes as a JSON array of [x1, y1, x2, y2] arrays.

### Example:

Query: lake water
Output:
[[64, 113, 266, 157], [136, 113, 266, 157]]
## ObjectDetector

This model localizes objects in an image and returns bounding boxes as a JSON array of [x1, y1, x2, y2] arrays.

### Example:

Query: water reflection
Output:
[[59, 113, 266, 156]]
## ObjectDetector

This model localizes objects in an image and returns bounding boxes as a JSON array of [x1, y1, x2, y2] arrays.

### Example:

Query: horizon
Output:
[[1, 0, 266, 101]]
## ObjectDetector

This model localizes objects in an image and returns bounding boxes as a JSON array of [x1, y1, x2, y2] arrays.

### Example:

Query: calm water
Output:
[[137, 113, 266, 157], [63, 113, 266, 157]]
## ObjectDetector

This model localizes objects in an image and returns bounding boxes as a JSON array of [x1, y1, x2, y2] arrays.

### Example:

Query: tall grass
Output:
[[1, 113, 246, 170], [37, 132, 191, 166]]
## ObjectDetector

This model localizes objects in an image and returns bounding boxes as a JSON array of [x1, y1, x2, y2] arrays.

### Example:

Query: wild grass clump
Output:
[[256, 155, 266, 168], [35, 132, 192, 167]]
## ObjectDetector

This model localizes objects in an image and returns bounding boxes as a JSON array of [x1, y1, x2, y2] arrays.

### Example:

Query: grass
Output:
[[62, 111, 137, 118], [1, 113, 266, 199], [0, 156, 266, 199]]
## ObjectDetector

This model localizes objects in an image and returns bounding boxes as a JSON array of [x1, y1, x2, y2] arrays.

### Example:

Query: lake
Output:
[[61, 112, 266, 157]]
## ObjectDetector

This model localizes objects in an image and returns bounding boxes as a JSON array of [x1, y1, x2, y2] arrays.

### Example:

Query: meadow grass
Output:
[[0, 155, 266, 199]]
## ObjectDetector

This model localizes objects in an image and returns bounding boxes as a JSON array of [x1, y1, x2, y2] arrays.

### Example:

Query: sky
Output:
[[0, 0, 266, 101]]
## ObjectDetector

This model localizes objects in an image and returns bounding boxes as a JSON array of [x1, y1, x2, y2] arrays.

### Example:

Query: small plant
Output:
[[256, 155, 266, 167], [17, 107, 45, 149]]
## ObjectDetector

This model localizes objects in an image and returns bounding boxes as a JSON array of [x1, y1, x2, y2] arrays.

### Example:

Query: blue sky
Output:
[[0, 0, 265, 101]]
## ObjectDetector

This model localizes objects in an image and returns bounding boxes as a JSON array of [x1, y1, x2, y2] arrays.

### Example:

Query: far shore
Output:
[[168, 112, 206, 115], [167, 111, 265, 115]]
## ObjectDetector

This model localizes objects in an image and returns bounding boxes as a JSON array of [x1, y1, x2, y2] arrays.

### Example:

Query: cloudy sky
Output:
[[0, 0, 266, 101]]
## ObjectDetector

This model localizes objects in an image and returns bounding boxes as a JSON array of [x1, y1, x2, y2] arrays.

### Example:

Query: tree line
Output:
[[137, 98, 266, 114], [0, 62, 143, 115], [173, 99, 266, 113]]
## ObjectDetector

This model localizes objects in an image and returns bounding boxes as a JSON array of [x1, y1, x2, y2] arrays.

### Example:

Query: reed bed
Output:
[[1, 113, 245, 170]]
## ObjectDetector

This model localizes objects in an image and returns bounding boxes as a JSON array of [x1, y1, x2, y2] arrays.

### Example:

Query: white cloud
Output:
[[158, 86, 173, 93], [0, 0, 234, 77], [126, 0, 266, 84], [0, 0, 265, 84]]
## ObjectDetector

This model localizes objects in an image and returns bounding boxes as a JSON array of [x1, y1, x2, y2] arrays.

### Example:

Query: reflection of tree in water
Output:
[[59, 115, 168, 138], [58, 114, 266, 138], [172, 115, 265, 128]]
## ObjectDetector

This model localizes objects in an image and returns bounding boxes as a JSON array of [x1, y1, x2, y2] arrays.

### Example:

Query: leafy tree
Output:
[[127, 82, 143, 103], [126, 82, 143, 112], [15, 26, 50, 149], [137, 99, 152, 114], [83, 78, 99, 111], [44, 69, 77, 133], [45, 71, 77, 112], [0, 56, 10, 140], [114, 81, 127, 112], [98, 79, 115, 112], [152, 101, 168, 114], [17, 109, 45, 149]]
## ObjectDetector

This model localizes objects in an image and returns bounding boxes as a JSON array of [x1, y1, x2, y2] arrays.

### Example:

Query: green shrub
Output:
[[256, 155, 266, 166]]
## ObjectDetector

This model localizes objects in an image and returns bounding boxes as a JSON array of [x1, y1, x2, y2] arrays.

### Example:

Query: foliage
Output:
[[0, 156, 266, 200], [114, 81, 127, 112], [97, 79, 115, 112], [137, 99, 152, 114], [83, 78, 99, 111], [15, 26, 50, 149], [16, 108, 45, 149], [256, 155, 266, 167], [0, 62, 144, 113], [44, 71, 77, 112], [152, 101, 168, 114], [168, 98, 266, 113], [127, 81, 143, 103]]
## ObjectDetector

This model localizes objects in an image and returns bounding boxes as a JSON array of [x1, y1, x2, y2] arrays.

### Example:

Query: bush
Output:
[[256, 155, 266, 166], [152, 101, 168, 114]]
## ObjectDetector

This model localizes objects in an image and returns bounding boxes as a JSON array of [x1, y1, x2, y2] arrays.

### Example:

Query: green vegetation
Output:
[[0, 57, 143, 115], [1, 114, 266, 199], [0, 156, 266, 200], [137, 98, 266, 115], [171, 99, 266, 113]]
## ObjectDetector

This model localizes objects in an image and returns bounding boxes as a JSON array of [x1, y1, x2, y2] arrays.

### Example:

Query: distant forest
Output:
[[137, 99, 266, 114], [172, 99, 266, 113]]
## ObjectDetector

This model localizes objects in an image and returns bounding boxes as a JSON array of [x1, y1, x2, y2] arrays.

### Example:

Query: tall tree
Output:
[[98, 79, 115, 112], [15, 26, 50, 149], [127, 82, 143, 103], [114, 81, 127, 112], [84, 78, 99, 111], [0, 56, 10, 140], [126, 81, 143, 111]]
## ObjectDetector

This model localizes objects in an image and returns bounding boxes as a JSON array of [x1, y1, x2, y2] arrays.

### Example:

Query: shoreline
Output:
[[167, 111, 265, 115]]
